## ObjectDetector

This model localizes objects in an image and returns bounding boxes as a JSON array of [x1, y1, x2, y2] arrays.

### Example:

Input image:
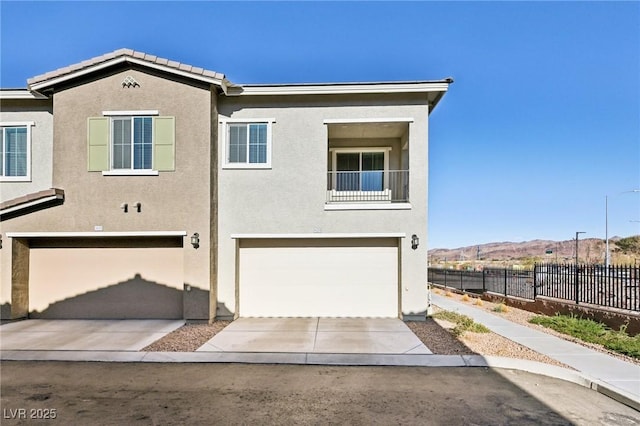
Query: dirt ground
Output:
[[1, 362, 638, 425]]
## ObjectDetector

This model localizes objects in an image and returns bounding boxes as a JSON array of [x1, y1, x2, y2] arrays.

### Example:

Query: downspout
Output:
[[209, 86, 219, 322]]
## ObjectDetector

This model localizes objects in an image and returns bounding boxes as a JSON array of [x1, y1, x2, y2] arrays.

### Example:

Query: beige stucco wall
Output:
[[216, 94, 430, 319], [0, 99, 53, 202], [1, 100, 54, 317], [1, 69, 214, 319]]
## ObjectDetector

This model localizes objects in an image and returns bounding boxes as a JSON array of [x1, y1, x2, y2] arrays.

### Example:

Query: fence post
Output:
[[533, 264, 537, 299], [444, 269, 447, 287], [482, 269, 486, 292], [575, 264, 579, 304], [504, 268, 508, 296]]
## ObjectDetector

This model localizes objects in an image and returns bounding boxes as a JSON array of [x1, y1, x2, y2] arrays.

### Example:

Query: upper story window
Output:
[[0, 122, 33, 182], [87, 111, 175, 175], [112, 116, 153, 170], [222, 119, 274, 169]]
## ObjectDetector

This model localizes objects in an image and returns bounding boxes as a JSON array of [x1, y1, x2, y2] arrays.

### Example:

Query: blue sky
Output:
[[2, 1, 639, 249]]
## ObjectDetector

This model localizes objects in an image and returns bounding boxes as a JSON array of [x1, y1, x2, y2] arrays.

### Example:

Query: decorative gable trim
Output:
[[122, 75, 140, 88]]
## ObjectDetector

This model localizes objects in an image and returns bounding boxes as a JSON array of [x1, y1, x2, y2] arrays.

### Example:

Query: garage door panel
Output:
[[239, 240, 398, 318], [29, 247, 183, 319]]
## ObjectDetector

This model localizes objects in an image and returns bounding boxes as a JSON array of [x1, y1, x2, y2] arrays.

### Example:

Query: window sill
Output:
[[0, 177, 31, 182], [222, 164, 272, 170], [324, 203, 412, 211], [102, 170, 159, 176]]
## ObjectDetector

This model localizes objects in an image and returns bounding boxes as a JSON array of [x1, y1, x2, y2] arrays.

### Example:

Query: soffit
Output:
[[328, 122, 409, 139]]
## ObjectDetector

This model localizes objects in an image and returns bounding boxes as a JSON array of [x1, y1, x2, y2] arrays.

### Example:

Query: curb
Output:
[[2, 350, 638, 411], [470, 356, 640, 412], [590, 380, 640, 412]]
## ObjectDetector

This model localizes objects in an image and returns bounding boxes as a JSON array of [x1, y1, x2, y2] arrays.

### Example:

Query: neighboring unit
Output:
[[0, 49, 451, 322]]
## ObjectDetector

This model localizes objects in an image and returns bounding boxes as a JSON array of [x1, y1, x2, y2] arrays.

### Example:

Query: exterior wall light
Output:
[[191, 233, 200, 249], [411, 234, 419, 250]]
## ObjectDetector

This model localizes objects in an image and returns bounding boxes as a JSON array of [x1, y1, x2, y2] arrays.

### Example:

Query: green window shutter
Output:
[[153, 116, 175, 171], [87, 117, 109, 171]]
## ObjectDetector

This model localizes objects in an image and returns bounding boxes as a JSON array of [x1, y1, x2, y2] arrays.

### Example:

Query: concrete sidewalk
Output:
[[432, 293, 640, 408]]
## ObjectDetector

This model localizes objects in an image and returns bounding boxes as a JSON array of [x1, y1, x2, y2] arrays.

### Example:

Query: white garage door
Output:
[[238, 238, 398, 317], [29, 246, 184, 319]]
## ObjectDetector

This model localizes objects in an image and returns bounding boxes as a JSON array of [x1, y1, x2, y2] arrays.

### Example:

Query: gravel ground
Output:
[[143, 292, 638, 369], [406, 307, 573, 369], [143, 321, 230, 352], [434, 289, 640, 367]]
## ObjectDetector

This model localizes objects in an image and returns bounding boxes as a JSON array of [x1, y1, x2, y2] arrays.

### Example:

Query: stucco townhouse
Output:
[[0, 49, 451, 322]]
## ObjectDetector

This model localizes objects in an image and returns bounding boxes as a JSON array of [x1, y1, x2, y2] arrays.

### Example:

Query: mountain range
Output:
[[428, 237, 623, 264]]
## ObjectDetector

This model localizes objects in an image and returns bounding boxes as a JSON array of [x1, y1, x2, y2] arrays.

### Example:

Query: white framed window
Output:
[[222, 119, 274, 169], [87, 111, 175, 175], [0, 122, 34, 182], [110, 116, 153, 171]]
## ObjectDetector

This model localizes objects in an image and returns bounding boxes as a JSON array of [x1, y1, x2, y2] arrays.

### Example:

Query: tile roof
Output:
[[21, 48, 452, 101], [0, 188, 64, 212], [27, 48, 225, 88]]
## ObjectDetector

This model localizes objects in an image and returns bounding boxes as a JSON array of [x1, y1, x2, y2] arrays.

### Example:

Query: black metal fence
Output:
[[428, 268, 534, 300], [535, 263, 639, 312], [428, 263, 640, 312]]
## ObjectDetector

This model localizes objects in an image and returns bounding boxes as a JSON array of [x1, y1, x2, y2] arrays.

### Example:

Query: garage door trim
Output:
[[231, 232, 405, 239], [7, 231, 187, 238]]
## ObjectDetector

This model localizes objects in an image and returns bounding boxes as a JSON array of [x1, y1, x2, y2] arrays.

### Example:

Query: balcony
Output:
[[326, 170, 409, 203]]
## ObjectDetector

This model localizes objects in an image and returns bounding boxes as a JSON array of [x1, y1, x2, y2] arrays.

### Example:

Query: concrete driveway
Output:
[[197, 318, 431, 354], [0, 318, 429, 355], [0, 319, 184, 351]]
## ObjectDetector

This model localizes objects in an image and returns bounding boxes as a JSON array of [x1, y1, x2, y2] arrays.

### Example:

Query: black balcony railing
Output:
[[326, 170, 409, 202]]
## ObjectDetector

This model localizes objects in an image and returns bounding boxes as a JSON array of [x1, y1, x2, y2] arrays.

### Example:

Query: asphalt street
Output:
[[1, 362, 638, 425]]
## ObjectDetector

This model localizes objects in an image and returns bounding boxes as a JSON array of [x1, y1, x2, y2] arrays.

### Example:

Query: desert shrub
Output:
[[493, 303, 509, 313], [529, 314, 639, 359], [433, 310, 490, 336]]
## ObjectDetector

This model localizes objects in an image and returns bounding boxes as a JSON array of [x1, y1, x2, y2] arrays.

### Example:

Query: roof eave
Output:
[[0, 89, 49, 100], [28, 56, 226, 92], [225, 79, 452, 97], [0, 188, 64, 220]]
